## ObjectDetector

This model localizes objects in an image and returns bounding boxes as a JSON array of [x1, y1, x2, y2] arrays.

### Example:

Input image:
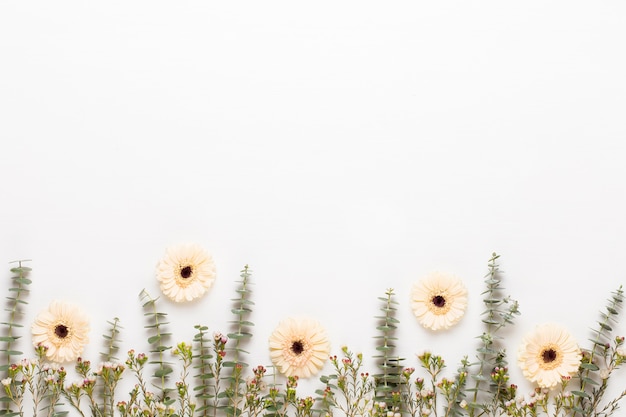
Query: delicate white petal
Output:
[[156, 243, 216, 303], [411, 272, 468, 331], [268, 317, 330, 379], [31, 301, 90, 363], [517, 323, 581, 389]]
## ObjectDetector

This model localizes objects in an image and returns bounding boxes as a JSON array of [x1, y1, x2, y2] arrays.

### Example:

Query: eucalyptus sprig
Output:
[[1, 260, 33, 417], [573, 285, 624, 417], [467, 252, 520, 416], [1, 261, 32, 373], [192, 324, 215, 417], [100, 318, 122, 364], [373, 288, 404, 409], [223, 265, 255, 417], [139, 289, 173, 403]]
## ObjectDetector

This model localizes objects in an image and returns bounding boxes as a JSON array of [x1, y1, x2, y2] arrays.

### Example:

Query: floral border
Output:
[[1, 253, 624, 417]]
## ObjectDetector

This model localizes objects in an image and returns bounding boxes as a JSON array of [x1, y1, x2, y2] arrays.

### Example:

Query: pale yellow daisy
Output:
[[518, 323, 582, 388], [156, 243, 216, 303], [269, 317, 330, 378], [411, 272, 468, 331], [31, 301, 90, 363]]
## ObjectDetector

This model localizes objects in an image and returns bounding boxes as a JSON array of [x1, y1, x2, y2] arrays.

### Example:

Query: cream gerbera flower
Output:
[[411, 272, 468, 331], [31, 301, 90, 363], [156, 243, 216, 303], [269, 317, 330, 378], [518, 323, 582, 388]]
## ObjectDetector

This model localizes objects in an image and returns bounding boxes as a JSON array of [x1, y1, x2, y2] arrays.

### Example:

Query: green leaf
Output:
[[230, 308, 252, 315], [153, 345, 171, 352], [0, 336, 18, 342], [375, 346, 394, 351], [227, 332, 252, 340], [154, 367, 173, 378], [599, 322, 612, 331], [581, 376, 598, 386]]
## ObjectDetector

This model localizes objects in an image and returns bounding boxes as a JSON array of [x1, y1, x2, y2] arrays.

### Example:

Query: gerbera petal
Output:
[[156, 243, 216, 303], [31, 301, 90, 363], [518, 323, 581, 389], [268, 317, 330, 379], [411, 272, 467, 331]]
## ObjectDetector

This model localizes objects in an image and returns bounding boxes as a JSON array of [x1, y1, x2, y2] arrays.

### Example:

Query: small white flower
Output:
[[459, 400, 468, 409], [1, 378, 12, 387], [21, 358, 37, 368], [617, 347, 625, 357], [599, 369, 610, 380]]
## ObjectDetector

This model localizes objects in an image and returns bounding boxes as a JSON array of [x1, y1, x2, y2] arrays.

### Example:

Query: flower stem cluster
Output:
[[260, 374, 316, 417], [172, 342, 196, 417], [116, 349, 174, 416], [397, 352, 468, 417], [62, 356, 125, 417], [3, 258, 626, 417], [317, 347, 374, 417], [2, 345, 66, 417]]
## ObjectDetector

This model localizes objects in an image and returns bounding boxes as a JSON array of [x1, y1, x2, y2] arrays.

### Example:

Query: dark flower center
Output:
[[542, 348, 558, 363], [180, 266, 193, 279], [55, 324, 69, 339], [432, 295, 446, 308], [291, 340, 305, 355]]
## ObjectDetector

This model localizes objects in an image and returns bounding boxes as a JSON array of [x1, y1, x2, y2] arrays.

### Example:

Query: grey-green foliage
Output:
[[192, 324, 215, 417], [139, 289, 173, 402], [1, 260, 32, 417], [99, 316, 123, 417], [572, 285, 624, 417], [373, 288, 404, 408], [467, 253, 520, 417], [226, 265, 254, 366], [100, 317, 122, 363], [224, 265, 255, 417], [1, 260, 32, 373]]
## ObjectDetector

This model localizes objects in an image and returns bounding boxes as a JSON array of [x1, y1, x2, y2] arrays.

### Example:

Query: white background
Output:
[[1, 0, 626, 402]]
